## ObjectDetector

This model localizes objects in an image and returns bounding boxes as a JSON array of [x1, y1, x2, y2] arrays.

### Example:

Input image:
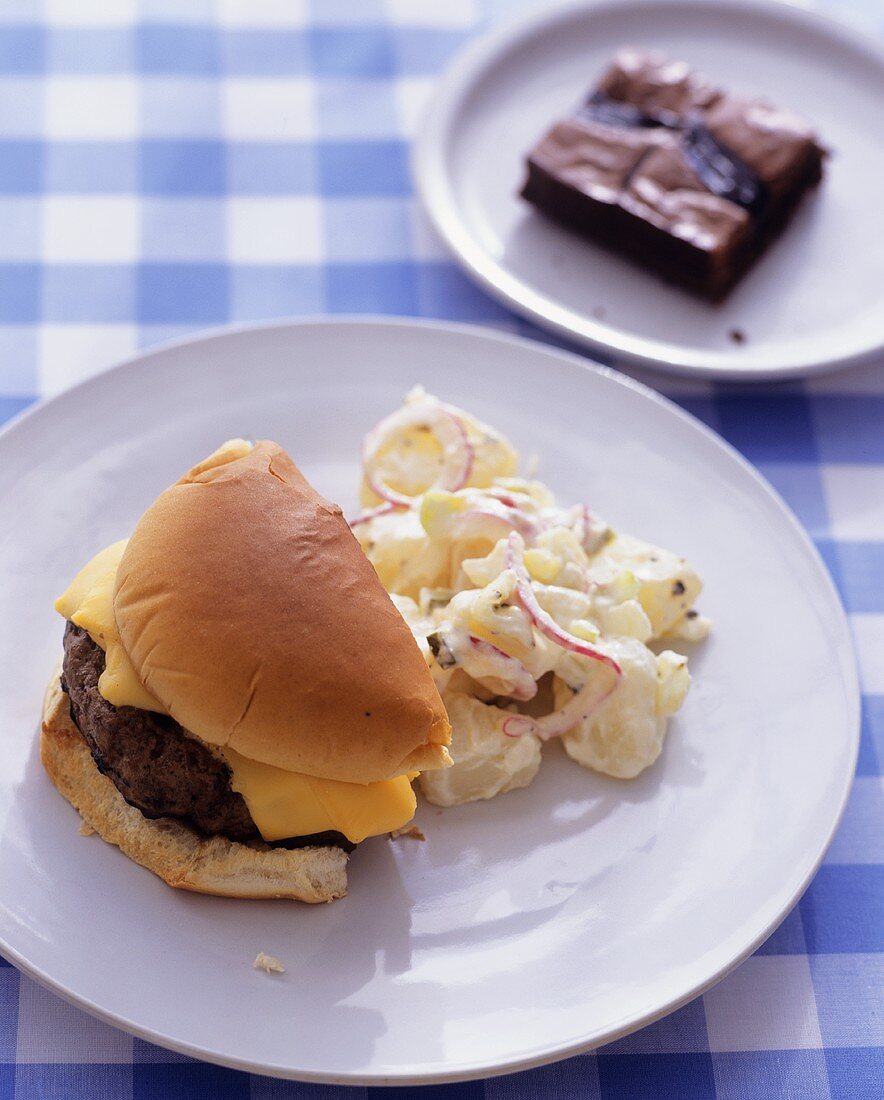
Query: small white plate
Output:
[[0, 319, 858, 1083], [414, 0, 884, 380]]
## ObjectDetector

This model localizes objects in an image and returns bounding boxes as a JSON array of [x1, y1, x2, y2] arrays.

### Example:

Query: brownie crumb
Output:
[[729, 328, 747, 345]]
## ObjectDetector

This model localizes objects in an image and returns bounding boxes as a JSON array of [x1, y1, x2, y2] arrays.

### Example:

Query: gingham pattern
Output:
[[0, 1, 881, 1097]]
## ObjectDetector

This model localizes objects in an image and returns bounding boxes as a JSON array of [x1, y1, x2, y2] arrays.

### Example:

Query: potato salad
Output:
[[351, 390, 710, 807]]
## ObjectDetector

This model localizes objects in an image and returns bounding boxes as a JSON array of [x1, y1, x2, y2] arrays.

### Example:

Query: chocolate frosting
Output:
[[532, 116, 668, 203], [576, 51, 786, 220], [595, 48, 720, 120]]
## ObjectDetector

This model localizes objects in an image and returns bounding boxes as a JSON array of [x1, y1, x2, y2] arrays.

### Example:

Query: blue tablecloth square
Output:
[[326, 260, 418, 314], [800, 866, 884, 955], [713, 393, 820, 464], [752, 462, 830, 536], [132, 1062, 251, 1100], [374, 1083, 486, 1100], [308, 27, 396, 79], [230, 264, 324, 321], [858, 696, 884, 777], [49, 27, 134, 75], [415, 263, 515, 323], [16, 1063, 130, 1100], [597, 1052, 717, 1100], [47, 140, 137, 193], [0, 263, 39, 322], [43, 264, 135, 324], [0, 139, 43, 193], [0, 969, 19, 1060], [824, 1047, 884, 1099], [813, 396, 884, 464], [818, 540, 884, 614], [136, 24, 220, 77], [136, 263, 229, 324], [317, 141, 410, 196], [140, 139, 227, 195], [224, 30, 310, 77], [0, 25, 44, 75], [228, 142, 318, 196]]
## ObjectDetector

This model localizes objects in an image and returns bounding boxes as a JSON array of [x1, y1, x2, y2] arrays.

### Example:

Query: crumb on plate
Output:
[[253, 952, 285, 974], [390, 824, 426, 841]]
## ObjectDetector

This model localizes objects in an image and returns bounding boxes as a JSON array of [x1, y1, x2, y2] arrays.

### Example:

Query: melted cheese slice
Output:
[[222, 749, 417, 844], [55, 541, 418, 844], [55, 539, 163, 713]]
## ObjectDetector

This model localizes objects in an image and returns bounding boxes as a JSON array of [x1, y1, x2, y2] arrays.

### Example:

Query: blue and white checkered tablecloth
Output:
[[0, 1, 881, 1097]]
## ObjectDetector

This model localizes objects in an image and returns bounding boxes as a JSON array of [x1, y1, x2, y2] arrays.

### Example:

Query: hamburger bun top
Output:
[[113, 440, 451, 784]]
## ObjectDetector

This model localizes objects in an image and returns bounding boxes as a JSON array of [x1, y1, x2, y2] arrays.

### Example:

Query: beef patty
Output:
[[60, 622, 351, 850]]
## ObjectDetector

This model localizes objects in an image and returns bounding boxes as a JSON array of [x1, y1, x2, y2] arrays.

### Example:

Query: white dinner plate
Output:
[[0, 319, 859, 1083], [414, 0, 884, 380]]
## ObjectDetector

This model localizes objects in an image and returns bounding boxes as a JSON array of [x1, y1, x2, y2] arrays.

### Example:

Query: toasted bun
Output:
[[41, 674, 348, 903], [113, 440, 451, 784]]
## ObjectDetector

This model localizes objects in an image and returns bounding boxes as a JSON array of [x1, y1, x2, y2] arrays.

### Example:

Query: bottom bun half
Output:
[[41, 673, 348, 903]]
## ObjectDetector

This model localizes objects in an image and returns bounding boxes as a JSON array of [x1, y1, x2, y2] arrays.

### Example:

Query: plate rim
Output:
[[412, 0, 884, 382], [0, 316, 861, 1083]]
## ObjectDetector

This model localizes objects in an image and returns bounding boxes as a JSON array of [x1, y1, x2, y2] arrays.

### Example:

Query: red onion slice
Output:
[[452, 502, 540, 543], [362, 398, 474, 506], [348, 501, 406, 528], [468, 635, 537, 701], [505, 533, 621, 675], [485, 488, 520, 509], [502, 715, 536, 738], [502, 668, 617, 741], [498, 533, 622, 740]]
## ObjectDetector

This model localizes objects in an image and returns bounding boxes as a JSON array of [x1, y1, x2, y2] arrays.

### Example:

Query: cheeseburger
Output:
[[43, 439, 451, 903]]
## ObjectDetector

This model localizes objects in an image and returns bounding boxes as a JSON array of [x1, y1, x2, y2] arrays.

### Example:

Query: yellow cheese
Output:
[[55, 540, 419, 844], [222, 748, 417, 844], [55, 540, 164, 713]]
